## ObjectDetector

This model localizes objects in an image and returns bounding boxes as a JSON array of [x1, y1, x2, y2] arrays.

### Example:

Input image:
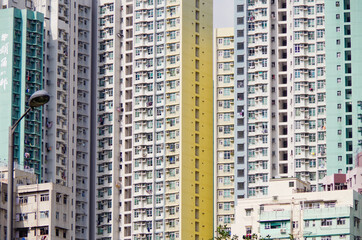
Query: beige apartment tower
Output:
[[213, 27, 236, 230]]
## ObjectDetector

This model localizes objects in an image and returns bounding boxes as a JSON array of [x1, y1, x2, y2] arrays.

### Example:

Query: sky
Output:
[[213, 0, 234, 28]]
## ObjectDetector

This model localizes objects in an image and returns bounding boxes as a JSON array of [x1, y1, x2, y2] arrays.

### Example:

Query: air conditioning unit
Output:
[[280, 228, 286, 234]]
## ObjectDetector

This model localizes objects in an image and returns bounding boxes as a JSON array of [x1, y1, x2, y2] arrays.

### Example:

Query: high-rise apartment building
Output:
[[325, 0, 362, 175], [94, 0, 213, 239], [235, 0, 327, 197], [213, 28, 236, 229], [39, 2, 92, 238], [0, 8, 44, 180], [0, 1, 93, 239], [34, 1, 92, 239]]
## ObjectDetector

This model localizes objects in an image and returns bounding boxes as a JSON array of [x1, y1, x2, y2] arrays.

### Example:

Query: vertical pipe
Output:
[[7, 127, 14, 240]]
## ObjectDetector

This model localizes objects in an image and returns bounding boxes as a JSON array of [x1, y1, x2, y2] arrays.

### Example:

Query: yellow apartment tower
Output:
[[95, 0, 213, 239]]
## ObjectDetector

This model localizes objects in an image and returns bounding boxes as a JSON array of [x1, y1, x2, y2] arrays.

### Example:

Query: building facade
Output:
[[214, 28, 236, 229], [325, 0, 362, 175], [0, 167, 38, 239], [31, 1, 92, 238], [322, 153, 362, 194], [15, 183, 73, 240], [0, 1, 93, 239], [0, 8, 44, 180], [235, 0, 327, 198], [94, 0, 214, 239], [233, 0, 248, 201], [0, 167, 72, 239], [231, 178, 362, 239]]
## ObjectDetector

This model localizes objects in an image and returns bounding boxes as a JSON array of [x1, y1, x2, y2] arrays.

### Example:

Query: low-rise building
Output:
[[0, 168, 72, 239], [231, 178, 362, 239], [322, 154, 362, 194], [15, 183, 72, 240], [0, 182, 7, 239], [0, 166, 38, 238], [0, 167, 38, 186]]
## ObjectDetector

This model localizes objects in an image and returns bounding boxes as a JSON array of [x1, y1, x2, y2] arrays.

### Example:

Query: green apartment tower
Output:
[[0, 8, 44, 180], [325, 0, 362, 174]]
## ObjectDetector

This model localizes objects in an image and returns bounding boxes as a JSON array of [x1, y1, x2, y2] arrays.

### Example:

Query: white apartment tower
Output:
[[244, 0, 326, 197], [213, 28, 236, 229], [95, 0, 214, 239], [0, 1, 93, 239], [38, 2, 92, 239], [95, 1, 122, 239]]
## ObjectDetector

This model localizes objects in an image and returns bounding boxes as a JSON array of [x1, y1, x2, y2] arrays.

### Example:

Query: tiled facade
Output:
[[94, 0, 214, 239], [0, 1, 93, 238], [214, 28, 236, 228], [0, 8, 44, 180], [325, 0, 362, 175], [234, 0, 327, 198]]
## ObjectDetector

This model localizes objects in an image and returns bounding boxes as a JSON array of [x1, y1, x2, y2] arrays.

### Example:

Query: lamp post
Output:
[[7, 90, 50, 240]]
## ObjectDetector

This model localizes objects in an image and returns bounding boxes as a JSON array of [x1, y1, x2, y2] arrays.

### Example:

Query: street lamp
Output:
[[7, 90, 50, 240]]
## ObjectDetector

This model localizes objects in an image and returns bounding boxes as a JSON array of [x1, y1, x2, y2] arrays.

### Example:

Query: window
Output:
[[321, 219, 332, 226], [295, 44, 301, 53], [305, 220, 310, 227], [224, 151, 231, 159], [237, 5, 244, 12], [265, 223, 271, 229], [40, 194, 49, 201], [307, 6, 314, 15], [308, 44, 315, 53], [19, 196, 28, 204], [316, 4, 324, 13], [40, 211, 49, 218], [317, 42, 325, 51], [293, 221, 298, 229], [337, 218, 346, 225], [354, 217, 360, 228], [237, 42, 244, 50]]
